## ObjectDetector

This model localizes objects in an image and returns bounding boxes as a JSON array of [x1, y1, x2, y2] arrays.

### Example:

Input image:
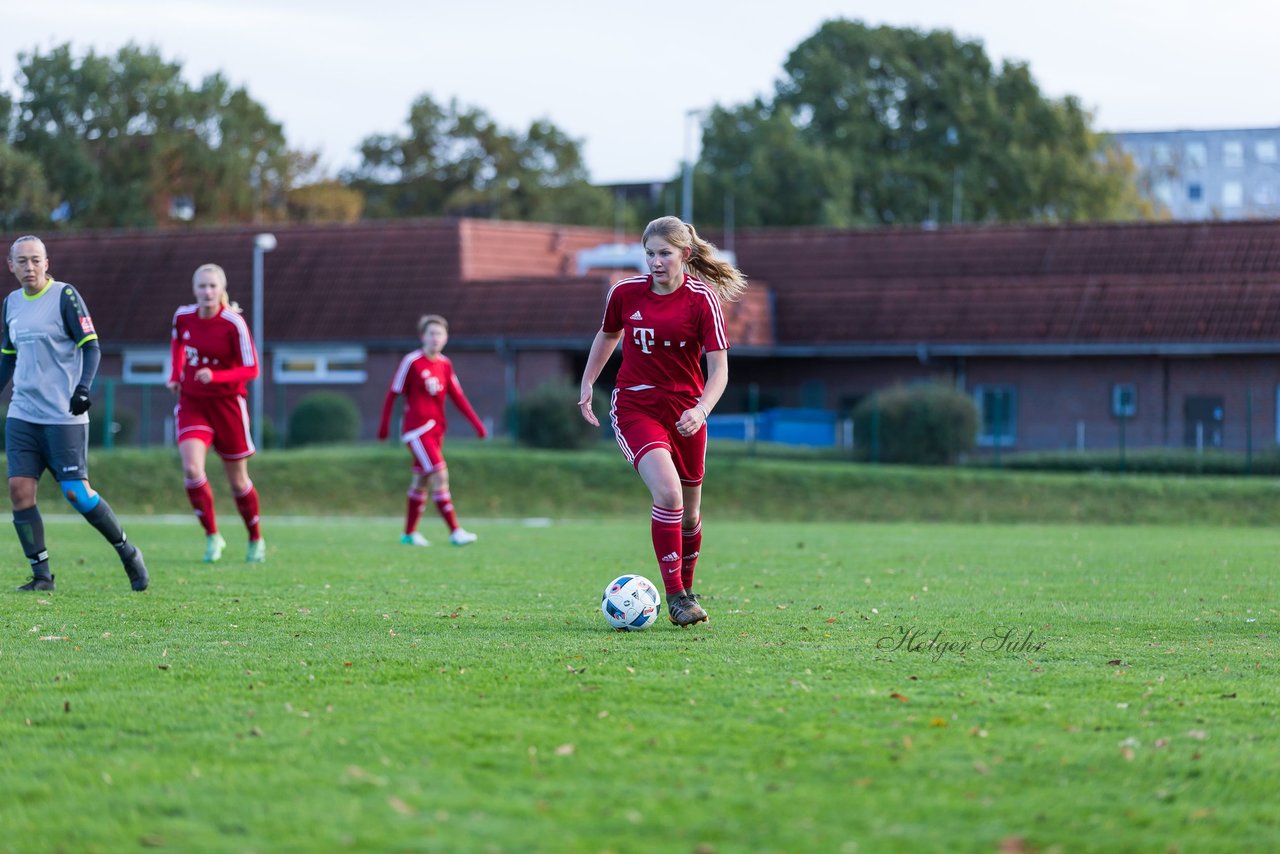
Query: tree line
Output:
[[0, 20, 1153, 232]]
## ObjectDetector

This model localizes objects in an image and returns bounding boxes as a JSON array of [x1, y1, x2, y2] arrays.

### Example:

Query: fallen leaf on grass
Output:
[[554, 744, 575, 756], [388, 797, 413, 816], [1108, 659, 1124, 666], [39, 636, 68, 641], [1220, 693, 1237, 699], [889, 692, 909, 702], [930, 717, 948, 727], [1186, 730, 1208, 740]]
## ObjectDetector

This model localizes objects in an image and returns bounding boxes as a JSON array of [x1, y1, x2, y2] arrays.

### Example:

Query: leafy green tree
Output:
[[697, 20, 1150, 227], [0, 89, 54, 227], [9, 43, 294, 227], [350, 94, 610, 224]]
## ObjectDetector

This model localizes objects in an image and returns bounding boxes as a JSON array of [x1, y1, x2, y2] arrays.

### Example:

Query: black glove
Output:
[[69, 384, 92, 415]]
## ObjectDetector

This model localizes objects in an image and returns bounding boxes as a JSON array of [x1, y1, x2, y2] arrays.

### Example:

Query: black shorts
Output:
[[5, 418, 90, 482]]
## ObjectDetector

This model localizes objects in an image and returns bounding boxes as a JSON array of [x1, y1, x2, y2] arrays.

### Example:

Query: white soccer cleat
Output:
[[245, 538, 266, 563], [400, 532, 430, 547], [204, 533, 226, 563], [449, 528, 478, 546]]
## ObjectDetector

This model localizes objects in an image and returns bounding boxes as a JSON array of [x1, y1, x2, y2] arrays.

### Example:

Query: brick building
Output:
[[6, 218, 1280, 453]]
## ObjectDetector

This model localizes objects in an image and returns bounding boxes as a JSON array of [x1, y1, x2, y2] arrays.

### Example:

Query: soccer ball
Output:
[[601, 574, 661, 631]]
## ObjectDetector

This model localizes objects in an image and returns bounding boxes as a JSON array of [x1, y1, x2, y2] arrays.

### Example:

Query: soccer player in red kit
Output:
[[167, 263, 265, 564], [378, 314, 488, 547], [578, 216, 748, 627]]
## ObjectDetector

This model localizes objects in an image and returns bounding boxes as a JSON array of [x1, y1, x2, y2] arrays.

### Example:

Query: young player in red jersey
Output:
[[578, 216, 747, 627], [167, 264, 265, 564], [377, 314, 488, 546]]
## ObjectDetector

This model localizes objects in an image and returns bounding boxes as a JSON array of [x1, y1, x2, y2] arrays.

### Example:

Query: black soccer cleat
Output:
[[122, 547, 149, 591], [18, 575, 55, 592], [668, 593, 709, 627]]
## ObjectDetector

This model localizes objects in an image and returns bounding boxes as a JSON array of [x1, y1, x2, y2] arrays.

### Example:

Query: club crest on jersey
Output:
[[79, 316, 95, 334]]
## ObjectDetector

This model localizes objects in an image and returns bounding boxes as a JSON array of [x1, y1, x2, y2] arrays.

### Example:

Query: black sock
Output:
[[82, 497, 134, 558], [13, 506, 51, 579]]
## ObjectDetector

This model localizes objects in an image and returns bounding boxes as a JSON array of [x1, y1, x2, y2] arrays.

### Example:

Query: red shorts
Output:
[[401, 419, 446, 475], [610, 387, 706, 486], [175, 394, 255, 460]]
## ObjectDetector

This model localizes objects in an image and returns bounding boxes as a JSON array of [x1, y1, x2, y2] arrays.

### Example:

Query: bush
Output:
[[287, 392, 361, 447], [509, 383, 608, 450], [260, 415, 282, 450], [89, 408, 136, 447], [853, 383, 977, 465]]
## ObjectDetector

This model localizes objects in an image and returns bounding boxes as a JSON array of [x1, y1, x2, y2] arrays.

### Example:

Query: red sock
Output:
[[432, 490, 459, 533], [681, 518, 702, 592], [651, 505, 684, 596], [405, 488, 426, 535], [233, 481, 262, 541], [185, 476, 217, 535]]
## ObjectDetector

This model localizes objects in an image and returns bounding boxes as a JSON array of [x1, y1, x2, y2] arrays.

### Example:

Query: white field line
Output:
[[38, 514, 560, 527]]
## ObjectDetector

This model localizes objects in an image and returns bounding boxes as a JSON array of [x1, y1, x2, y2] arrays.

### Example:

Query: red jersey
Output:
[[378, 350, 486, 439], [169, 304, 259, 398], [602, 273, 728, 397]]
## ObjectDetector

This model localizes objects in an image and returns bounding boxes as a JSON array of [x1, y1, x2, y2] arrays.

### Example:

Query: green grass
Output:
[[30, 441, 1280, 525], [2, 518, 1277, 852]]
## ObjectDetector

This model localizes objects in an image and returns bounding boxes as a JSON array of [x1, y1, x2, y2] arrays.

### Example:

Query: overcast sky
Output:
[[3, 0, 1277, 184]]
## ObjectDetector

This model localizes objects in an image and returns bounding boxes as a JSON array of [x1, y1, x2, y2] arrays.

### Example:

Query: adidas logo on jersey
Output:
[[630, 310, 643, 321]]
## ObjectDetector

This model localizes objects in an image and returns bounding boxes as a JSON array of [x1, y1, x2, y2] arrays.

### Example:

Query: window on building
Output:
[[1185, 142, 1207, 169], [975, 385, 1017, 447], [1223, 181, 1244, 207], [272, 346, 368, 384], [1154, 181, 1175, 206], [122, 349, 171, 384], [1112, 384, 1137, 417], [1257, 140, 1278, 163], [1223, 140, 1244, 168], [1253, 184, 1276, 206], [1154, 143, 1172, 166], [1188, 183, 1203, 202]]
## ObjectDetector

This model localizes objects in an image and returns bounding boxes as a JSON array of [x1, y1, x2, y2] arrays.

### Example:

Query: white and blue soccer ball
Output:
[[601, 574, 661, 631]]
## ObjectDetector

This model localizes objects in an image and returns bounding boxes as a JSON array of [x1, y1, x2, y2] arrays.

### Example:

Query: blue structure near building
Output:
[[706, 408, 837, 447]]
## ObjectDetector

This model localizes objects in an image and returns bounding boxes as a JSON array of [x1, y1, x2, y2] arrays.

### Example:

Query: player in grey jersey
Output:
[[1, 235, 148, 592]]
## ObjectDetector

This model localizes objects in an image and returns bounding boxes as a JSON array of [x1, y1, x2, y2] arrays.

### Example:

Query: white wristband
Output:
[[695, 403, 710, 420]]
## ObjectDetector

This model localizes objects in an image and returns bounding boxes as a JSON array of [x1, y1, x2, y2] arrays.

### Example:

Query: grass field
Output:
[[2, 515, 1277, 852]]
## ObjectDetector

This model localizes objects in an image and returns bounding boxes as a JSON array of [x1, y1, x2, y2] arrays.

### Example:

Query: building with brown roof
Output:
[[6, 217, 1280, 453]]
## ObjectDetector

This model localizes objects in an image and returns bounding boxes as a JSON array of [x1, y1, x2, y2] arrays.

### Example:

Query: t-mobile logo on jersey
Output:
[[632, 327, 656, 353]]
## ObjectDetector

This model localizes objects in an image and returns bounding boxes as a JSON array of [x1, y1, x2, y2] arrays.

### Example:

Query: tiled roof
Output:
[[727, 220, 1280, 344], [8, 217, 1280, 350]]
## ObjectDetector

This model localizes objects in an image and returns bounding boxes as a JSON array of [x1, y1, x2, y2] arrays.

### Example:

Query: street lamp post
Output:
[[681, 108, 703, 223], [251, 233, 277, 450]]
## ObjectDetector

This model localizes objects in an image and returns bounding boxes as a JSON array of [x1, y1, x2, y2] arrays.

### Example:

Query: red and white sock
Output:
[[233, 481, 262, 541], [651, 504, 684, 596], [405, 488, 426, 535], [185, 475, 217, 535], [681, 518, 702, 592], [432, 490, 459, 533]]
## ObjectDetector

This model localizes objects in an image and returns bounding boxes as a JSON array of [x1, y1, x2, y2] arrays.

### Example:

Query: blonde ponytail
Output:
[[192, 263, 243, 313], [641, 216, 747, 302]]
